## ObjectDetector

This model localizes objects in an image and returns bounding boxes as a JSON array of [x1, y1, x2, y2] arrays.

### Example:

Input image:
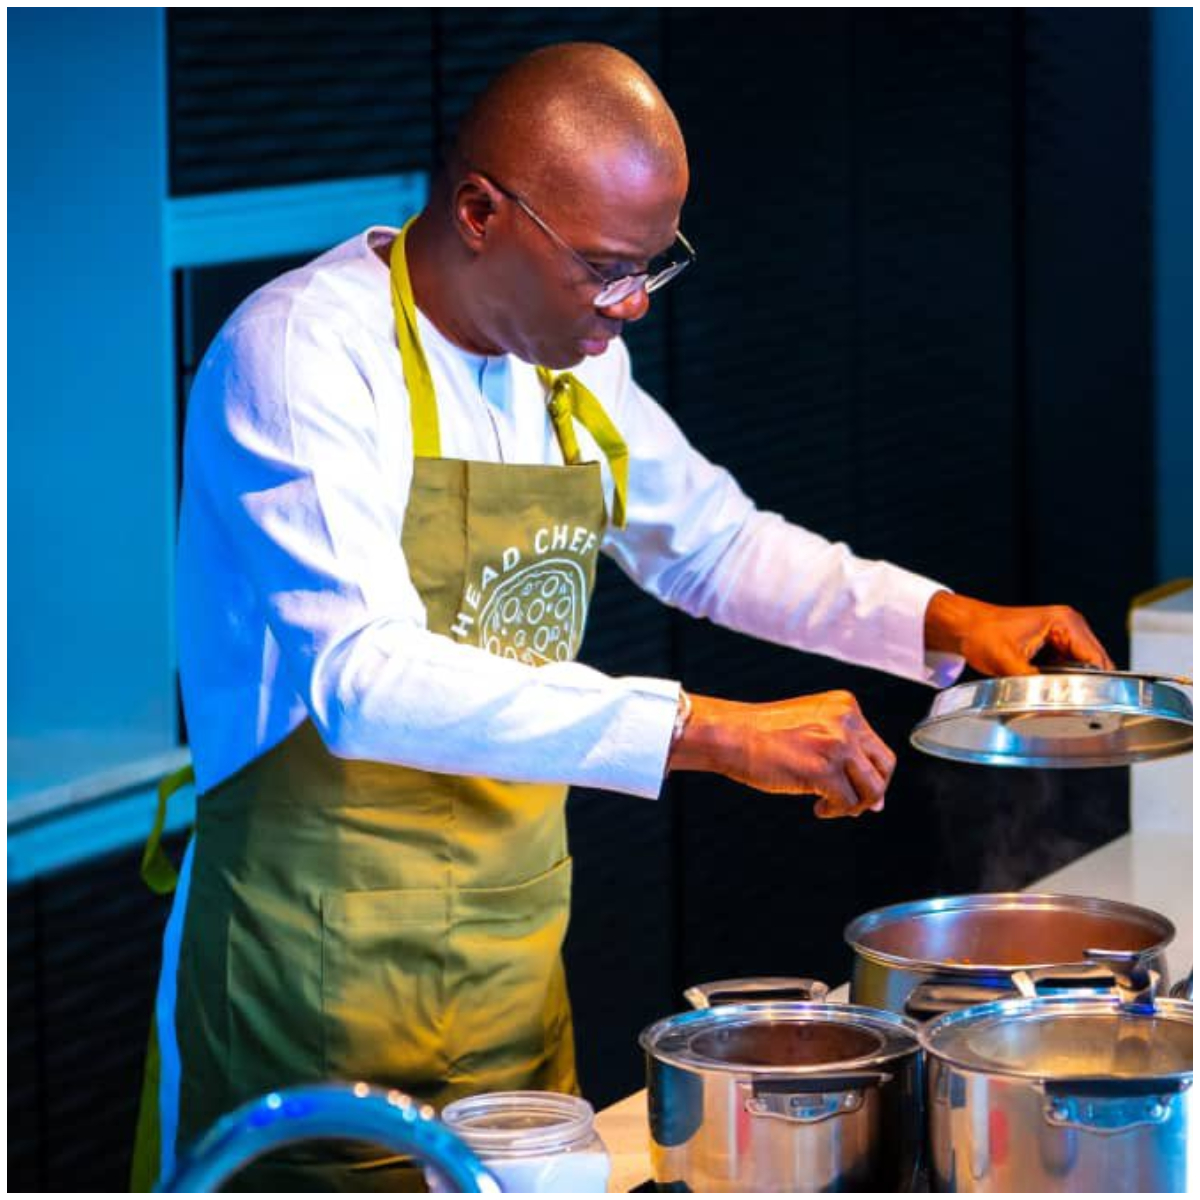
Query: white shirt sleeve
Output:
[[598, 343, 964, 687], [184, 304, 679, 799]]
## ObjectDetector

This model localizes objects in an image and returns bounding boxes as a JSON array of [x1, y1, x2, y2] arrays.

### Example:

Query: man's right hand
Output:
[[667, 690, 896, 819]]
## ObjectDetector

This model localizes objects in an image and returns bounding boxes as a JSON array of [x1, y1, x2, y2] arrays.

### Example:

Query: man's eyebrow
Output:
[[581, 235, 677, 269], [582, 251, 645, 271]]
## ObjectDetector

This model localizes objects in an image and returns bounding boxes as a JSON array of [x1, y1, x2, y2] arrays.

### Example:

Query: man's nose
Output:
[[597, 285, 651, 323]]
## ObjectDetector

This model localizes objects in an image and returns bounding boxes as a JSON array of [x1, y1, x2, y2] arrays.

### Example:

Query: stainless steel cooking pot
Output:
[[921, 993, 1193, 1191], [846, 893, 1174, 1019], [639, 1001, 923, 1192]]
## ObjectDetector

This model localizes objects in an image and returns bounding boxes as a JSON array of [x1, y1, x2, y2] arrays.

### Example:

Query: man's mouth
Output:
[[578, 323, 621, 357]]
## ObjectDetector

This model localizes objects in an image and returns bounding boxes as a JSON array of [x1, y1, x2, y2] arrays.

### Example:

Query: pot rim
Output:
[[639, 1000, 920, 1076], [918, 993, 1194, 1084], [844, 891, 1175, 975]]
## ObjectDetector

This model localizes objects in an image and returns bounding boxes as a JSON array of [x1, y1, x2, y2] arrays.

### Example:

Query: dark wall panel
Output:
[[8, 833, 188, 1192], [8, 885, 43, 1190], [669, 11, 856, 541], [854, 9, 1017, 594], [169, 9, 435, 194], [1023, 9, 1154, 656]]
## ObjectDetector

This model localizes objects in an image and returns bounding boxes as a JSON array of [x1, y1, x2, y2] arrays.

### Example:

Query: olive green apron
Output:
[[133, 221, 628, 1190]]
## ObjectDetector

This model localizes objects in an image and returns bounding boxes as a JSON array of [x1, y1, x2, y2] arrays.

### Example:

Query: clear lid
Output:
[[439, 1091, 598, 1158], [921, 995, 1193, 1081]]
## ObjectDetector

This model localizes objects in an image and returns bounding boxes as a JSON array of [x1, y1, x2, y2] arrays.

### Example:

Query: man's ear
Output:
[[452, 173, 501, 255]]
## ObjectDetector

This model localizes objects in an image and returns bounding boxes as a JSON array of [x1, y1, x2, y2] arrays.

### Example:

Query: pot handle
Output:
[[684, 977, 830, 1010], [745, 1072, 893, 1125], [1169, 969, 1192, 1001], [1080, 948, 1161, 1012], [1043, 1077, 1191, 1134], [906, 955, 1163, 1019], [904, 981, 1014, 1018]]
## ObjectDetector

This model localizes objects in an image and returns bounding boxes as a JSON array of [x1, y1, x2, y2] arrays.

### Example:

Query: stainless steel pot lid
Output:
[[639, 1002, 918, 1075], [920, 995, 1193, 1081], [911, 670, 1192, 767]]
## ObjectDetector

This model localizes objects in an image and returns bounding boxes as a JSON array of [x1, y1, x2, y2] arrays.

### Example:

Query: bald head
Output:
[[449, 42, 687, 206], [406, 43, 689, 366]]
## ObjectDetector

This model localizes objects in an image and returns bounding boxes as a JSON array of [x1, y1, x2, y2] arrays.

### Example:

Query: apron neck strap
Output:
[[390, 218, 442, 459]]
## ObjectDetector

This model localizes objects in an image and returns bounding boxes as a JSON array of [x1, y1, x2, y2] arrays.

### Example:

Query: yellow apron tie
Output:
[[536, 367, 629, 529], [389, 218, 442, 458], [140, 764, 195, 895], [389, 219, 628, 527]]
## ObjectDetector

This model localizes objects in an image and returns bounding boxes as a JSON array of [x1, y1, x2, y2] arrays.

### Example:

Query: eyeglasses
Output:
[[481, 172, 696, 309]]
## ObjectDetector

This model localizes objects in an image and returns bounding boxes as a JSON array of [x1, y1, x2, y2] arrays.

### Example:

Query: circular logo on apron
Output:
[[477, 557, 588, 665]]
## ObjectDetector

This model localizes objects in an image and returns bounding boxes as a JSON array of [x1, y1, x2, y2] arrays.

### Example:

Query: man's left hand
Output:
[[924, 591, 1115, 678]]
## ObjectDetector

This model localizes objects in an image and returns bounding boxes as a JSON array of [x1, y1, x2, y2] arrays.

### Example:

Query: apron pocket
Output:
[[320, 886, 451, 1096], [445, 856, 574, 1089]]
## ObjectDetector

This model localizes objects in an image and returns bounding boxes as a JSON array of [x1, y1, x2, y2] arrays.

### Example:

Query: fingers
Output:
[[1026, 608, 1114, 672], [814, 729, 896, 820], [1056, 611, 1115, 671], [811, 770, 860, 820], [846, 754, 887, 814], [964, 602, 1116, 677], [862, 731, 898, 788]]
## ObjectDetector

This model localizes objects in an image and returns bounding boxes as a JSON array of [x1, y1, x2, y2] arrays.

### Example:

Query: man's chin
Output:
[[515, 338, 608, 371], [537, 347, 588, 370]]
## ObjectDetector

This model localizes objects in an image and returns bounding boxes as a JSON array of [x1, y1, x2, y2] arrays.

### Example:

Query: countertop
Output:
[[593, 826, 1194, 1193]]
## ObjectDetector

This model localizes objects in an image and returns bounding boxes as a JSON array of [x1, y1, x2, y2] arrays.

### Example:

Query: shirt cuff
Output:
[[589, 677, 681, 799], [881, 575, 966, 688]]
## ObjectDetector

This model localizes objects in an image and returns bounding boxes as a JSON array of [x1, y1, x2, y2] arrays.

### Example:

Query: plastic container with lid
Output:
[[428, 1090, 611, 1193]]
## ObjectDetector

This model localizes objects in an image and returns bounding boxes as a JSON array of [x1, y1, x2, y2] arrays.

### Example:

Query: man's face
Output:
[[479, 153, 688, 369]]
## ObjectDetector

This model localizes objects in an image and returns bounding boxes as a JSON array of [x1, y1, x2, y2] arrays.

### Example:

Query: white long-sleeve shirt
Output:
[[178, 227, 962, 799]]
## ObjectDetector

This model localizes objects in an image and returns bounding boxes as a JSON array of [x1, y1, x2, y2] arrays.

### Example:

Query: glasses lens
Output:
[[593, 275, 646, 308], [645, 260, 690, 295], [591, 236, 695, 307]]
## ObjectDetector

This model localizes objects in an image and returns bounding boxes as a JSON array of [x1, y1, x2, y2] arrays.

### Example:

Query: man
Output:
[[140, 41, 1111, 1189]]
